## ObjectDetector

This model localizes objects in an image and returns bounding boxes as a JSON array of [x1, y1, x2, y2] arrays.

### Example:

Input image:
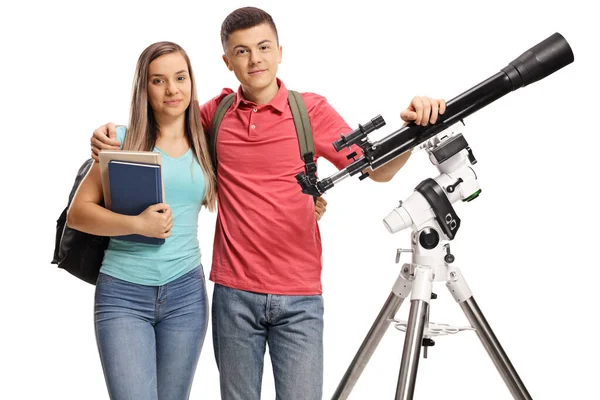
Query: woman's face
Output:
[[147, 52, 192, 120]]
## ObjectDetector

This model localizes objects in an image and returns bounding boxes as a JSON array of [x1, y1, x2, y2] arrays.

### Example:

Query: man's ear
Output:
[[222, 54, 233, 71], [278, 45, 283, 64]]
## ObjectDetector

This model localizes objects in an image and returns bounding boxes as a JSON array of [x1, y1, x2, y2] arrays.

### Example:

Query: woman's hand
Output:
[[135, 203, 173, 239]]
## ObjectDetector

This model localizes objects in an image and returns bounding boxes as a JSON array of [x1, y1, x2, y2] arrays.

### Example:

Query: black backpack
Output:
[[51, 158, 109, 285]]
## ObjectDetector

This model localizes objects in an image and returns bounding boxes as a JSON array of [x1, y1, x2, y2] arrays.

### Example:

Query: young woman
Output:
[[67, 41, 215, 400]]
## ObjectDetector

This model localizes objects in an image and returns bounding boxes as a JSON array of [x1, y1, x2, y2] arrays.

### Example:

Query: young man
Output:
[[90, 7, 445, 399]]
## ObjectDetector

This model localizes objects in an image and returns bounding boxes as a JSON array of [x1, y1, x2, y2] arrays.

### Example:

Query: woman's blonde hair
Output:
[[122, 41, 216, 211]]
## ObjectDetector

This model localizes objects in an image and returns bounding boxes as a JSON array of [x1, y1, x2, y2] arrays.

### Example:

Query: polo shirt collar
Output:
[[233, 78, 288, 113]]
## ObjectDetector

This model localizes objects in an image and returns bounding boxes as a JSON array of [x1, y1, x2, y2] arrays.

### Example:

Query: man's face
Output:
[[222, 23, 282, 94]]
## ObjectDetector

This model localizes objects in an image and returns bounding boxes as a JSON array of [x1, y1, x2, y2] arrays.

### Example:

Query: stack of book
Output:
[[100, 153, 165, 245]]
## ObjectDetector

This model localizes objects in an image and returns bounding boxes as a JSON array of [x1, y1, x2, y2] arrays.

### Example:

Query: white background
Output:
[[1, 0, 599, 399]]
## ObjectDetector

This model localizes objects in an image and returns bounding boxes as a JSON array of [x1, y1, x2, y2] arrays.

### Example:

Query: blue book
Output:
[[108, 160, 165, 245]]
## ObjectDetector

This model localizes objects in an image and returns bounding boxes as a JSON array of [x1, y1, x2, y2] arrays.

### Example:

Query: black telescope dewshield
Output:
[[297, 32, 574, 196]]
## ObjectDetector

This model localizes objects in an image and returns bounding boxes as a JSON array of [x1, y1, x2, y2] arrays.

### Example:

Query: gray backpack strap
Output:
[[288, 90, 314, 162], [210, 93, 236, 172], [288, 90, 317, 202]]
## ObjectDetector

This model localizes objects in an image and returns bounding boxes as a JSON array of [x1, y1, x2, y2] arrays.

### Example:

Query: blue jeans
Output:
[[212, 284, 324, 400], [94, 267, 208, 400]]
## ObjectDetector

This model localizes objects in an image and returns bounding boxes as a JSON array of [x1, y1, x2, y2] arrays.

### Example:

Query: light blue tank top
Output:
[[100, 126, 206, 285]]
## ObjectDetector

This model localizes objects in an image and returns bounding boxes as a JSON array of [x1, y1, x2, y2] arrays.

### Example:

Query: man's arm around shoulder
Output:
[[90, 122, 121, 160]]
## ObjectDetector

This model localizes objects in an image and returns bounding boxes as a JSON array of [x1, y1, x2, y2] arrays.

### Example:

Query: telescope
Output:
[[296, 32, 574, 196], [311, 33, 574, 400]]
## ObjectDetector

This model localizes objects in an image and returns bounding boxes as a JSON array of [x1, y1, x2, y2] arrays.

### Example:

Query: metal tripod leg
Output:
[[447, 268, 532, 400], [332, 266, 413, 400], [395, 267, 434, 400]]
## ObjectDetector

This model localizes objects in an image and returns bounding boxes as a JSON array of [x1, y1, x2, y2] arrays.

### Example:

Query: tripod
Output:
[[331, 131, 532, 400]]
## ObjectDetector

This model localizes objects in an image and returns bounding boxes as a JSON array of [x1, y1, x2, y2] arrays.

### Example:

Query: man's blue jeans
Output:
[[94, 267, 208, 400], [212, 284, 324, 400]]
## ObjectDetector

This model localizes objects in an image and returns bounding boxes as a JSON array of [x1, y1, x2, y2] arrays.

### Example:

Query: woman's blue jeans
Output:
[[94, 267, 208, 400]]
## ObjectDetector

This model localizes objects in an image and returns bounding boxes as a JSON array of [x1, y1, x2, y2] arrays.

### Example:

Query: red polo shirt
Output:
[[200, 80, 358, 295]]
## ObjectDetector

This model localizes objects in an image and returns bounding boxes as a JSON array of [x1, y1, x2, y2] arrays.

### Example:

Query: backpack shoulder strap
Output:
[[210, 93, 236, 172], [288, 90, 317, 202], [288, 90, 314, 164]]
